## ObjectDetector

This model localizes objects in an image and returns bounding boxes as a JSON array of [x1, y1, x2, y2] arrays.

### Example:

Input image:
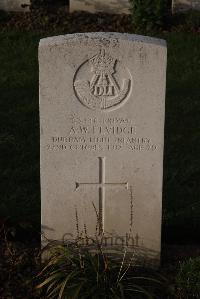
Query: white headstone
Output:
[[39, 32, 167, 267], [70, 0, 130, 14], [172, 0, 200, 12]]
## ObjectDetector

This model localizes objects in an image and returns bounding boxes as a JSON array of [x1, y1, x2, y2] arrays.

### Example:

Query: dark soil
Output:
[[0, 7, 133, 33], [0, 231, 40, 298], [0, 5, 199, 34]]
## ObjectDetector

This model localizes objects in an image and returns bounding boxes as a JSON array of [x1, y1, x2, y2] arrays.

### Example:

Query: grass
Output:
[[0, 30, 199, 242], [175, 257, 200, 298], [0, 32, 40, 230], [163, 32, 200, 242]]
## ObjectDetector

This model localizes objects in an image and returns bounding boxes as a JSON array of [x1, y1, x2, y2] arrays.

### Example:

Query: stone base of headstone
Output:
[[70, 0, 130, 14], [0, 0, 30, 12], [172, 0, 200, 13]]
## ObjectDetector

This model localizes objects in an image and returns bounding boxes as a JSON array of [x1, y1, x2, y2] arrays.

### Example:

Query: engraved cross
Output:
[[75, 157, 128, 234]]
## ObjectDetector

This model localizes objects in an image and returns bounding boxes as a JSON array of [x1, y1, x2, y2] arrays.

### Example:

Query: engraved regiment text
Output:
[[46, 115, 158, 152]]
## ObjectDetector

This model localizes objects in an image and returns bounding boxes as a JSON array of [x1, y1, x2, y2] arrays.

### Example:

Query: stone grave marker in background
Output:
[[70, 0, 130, 14], [39, 32, 167, 267], [172, 0, 200, 12], [0, 0, 30, 11]]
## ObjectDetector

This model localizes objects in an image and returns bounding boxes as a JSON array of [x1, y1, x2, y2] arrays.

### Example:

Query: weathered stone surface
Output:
[[39, 32, 167, 266], [70, 0, 130, 14], [172, 0, 200, 12], [0, 0, 30, 11]]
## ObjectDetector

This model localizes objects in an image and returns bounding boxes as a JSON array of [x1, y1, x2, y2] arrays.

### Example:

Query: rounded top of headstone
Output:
[[39, 32, 167, 48]]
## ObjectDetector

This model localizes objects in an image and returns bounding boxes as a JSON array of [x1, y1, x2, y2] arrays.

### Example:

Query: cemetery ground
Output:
[[0, 8, 200, 299]]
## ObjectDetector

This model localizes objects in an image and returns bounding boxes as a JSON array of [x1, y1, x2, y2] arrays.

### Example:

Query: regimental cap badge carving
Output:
[[90, 49, 115, 73], [73, 49, 132, 111]]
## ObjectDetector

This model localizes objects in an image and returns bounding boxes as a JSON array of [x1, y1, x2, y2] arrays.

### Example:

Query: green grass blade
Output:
[[75, 282, 84, 298], [58, 272, 79, 299], [47, 283, 62, 298], [36, 272, 64, 289], [127, 276, 163, 284], [125, 284, 154, 299]]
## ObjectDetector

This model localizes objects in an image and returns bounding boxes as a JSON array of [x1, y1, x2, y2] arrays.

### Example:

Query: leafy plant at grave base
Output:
[[175, 257, 200, 299], [36, 191, 169, 298], [129, 0, 167, 30], [36, 238, 169, 299]]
